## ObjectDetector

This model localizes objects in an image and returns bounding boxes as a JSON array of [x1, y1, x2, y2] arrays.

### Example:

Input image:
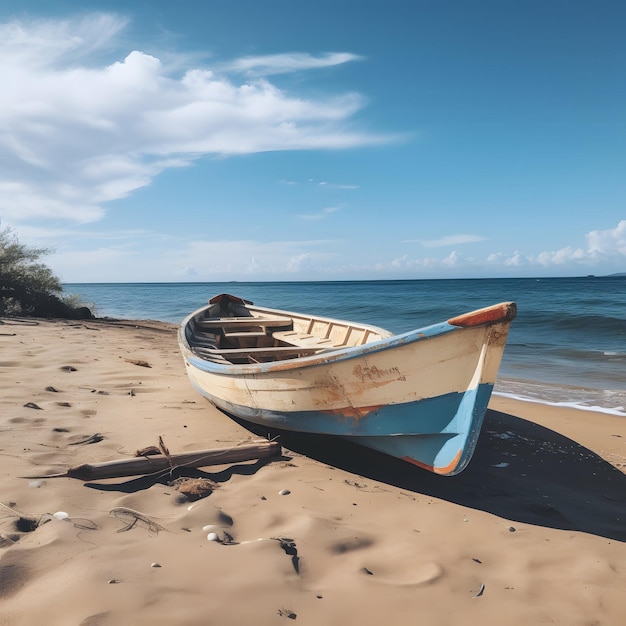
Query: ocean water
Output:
[[64, 277, 626, 415]]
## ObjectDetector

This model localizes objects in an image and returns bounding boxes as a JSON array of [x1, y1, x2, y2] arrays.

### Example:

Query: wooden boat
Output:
[[178, 294, 516, 475]]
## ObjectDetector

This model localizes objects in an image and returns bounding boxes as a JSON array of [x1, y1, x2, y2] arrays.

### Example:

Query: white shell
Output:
[[278, 489, 291, 496], [202, 524, 220, 534], [52, 511, 69, 520], [206, 532, 220, 542]]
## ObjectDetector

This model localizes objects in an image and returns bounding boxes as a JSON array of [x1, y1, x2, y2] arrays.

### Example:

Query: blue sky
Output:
[[1, 0, 625, 282]]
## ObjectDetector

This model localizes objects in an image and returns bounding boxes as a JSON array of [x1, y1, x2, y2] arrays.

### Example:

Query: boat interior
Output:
[[185, 294, 390, 365]]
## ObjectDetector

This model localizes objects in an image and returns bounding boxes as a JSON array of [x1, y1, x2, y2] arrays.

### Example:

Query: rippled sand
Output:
[[1, 317, 624, 625]]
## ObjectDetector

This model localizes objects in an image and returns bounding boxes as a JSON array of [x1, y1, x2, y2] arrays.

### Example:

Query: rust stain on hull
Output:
[[352, 364, 406, 385], [320, 405, 384, 419]]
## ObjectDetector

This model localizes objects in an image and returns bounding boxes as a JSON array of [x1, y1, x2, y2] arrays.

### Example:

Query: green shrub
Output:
[[0, 227, 92, 319]]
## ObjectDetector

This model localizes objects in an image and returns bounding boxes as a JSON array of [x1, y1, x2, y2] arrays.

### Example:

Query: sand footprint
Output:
[[362, 560, 445, 587]]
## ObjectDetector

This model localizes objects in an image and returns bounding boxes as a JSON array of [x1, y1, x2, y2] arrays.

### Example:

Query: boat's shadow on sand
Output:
[[231, 409, 626, 543]]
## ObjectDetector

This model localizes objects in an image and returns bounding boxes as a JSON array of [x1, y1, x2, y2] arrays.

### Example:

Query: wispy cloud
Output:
[[43, 220, 626, 282], [0, 15, 390, 227], [172, 238, 338, 279], [318, 181, 359, 189], [380, 221, 626, 275], [404, 234, 488, 247], [298, 206, 341, 220], [221, 52, 364, 76], [281, 179, 359, 189], [0, 13, 128, 68]]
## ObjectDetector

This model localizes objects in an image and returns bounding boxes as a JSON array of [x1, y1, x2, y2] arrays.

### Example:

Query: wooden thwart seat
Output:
[[273, 330, 344, 349], [190, 344, 327, 364], [190, 315, 343, 362], [222, 331, 269, 340], [211, 346, 326, 358], [196, 317, 293, 331]]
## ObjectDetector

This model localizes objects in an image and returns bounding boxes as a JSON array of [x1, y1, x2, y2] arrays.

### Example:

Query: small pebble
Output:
[[202, 524, 220, 534], [207, 532, 220, 542], [508, 526, 516, 533], [278, 489, 291, 496], [52, 511, 69, 520], [151, 563, 161, 568], [107, 579, 121, 584]]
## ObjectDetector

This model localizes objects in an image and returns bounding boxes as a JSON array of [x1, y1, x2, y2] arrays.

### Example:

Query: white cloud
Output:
[[286, 253, 315, 272], [0, 14, 390, 227], [298, 206, 341, 220], [503, 253, 524, 267], [405, 234, 487, 247], [586, 220, 626, 257], [373, 220, 626, 277], [48, 246, 135, 281], [522, 221, 626, 268], [222, 52, 364, 76], [535, 247, 587, 266], [318, 181, 359, 189], [170, 238, 337, 279], [442, 251, 459, 266], [0, 13, 128, 68], [41, 218, 626, 282]]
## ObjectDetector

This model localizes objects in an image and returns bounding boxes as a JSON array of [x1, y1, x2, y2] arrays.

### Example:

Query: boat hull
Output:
[[186, 377, 494, 475], [180, 307, 514, 475]]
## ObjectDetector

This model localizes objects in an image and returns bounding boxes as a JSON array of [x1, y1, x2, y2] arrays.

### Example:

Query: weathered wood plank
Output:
[[63, 441, 282, 480], [210, 346, 327, 358], [197, 317, 293, 330]]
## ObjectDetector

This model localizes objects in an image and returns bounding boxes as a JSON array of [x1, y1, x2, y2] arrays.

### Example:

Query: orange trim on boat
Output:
[[447, 302, 517, 328], [402, 449, 463, 475]]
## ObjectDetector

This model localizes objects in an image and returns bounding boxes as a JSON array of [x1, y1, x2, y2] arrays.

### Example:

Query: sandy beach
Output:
[[1, 317, 624, 626]]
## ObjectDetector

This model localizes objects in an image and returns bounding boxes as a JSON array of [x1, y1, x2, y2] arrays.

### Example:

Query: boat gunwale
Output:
[[179, 300, 516, 376]]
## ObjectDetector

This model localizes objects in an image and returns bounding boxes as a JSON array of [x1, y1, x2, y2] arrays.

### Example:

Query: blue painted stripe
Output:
[[205, 384, 490, 434], [337, 383, 493, 474], [193, 378, 493, 471]]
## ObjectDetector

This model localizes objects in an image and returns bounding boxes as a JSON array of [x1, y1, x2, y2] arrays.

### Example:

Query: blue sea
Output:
[[64, 277, 626, 416]]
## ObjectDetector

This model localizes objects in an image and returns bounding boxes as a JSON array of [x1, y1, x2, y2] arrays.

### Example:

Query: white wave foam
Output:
[[493, 391, 626, 417]]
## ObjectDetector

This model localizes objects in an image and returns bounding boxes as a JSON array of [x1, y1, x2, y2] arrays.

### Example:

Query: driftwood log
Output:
[[50, 441, 282, 481]]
